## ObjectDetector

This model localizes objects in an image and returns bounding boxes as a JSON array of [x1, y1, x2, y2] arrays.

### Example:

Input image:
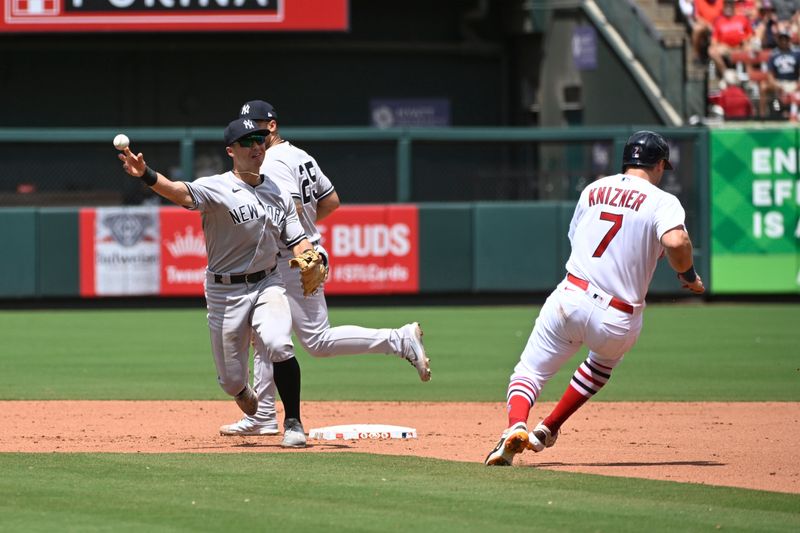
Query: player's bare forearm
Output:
[[291, 238, 314, 256], [151, 178, 193, 208], [118, 147, 193, 208], [316, 191, 340, 222], [662, 227, 705, 294], [661, 227, 694, 273]]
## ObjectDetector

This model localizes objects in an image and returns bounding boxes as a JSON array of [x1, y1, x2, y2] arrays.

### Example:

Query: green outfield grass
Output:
[[0, 303, 797, 401], [0, 303, 798, 531], [0, 453, 797, 533]]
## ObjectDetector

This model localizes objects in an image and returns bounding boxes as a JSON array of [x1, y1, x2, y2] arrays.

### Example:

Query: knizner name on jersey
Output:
[[587, 185, 647, 211], [228, 203, 285, 226]]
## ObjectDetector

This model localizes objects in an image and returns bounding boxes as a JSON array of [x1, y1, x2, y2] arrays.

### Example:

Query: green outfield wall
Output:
[[15, 124, 800, 298], [0, 203, 698, 299], [0, 209, 37, 297]]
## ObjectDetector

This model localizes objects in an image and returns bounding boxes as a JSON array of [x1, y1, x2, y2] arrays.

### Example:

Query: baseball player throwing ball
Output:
[[485, 130, 705, 466], [218, 100, 431, 437], [117, 117, 324, 448]]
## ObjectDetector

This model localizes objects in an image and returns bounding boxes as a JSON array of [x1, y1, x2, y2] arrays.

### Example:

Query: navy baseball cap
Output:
[[223, 118, 268, 146], [239, 100, 277, 121]]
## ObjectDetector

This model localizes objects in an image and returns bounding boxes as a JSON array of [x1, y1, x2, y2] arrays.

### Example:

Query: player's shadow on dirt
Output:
[[534, 460, 724, 467], [230, 442, 352, 450], [174, 442, 353, 451]]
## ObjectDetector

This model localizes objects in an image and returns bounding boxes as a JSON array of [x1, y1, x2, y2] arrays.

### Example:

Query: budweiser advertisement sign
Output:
[[1, 0, 348, 32], [78, 204, 419, 297], [79, 206, 161, 296], [318, 205, 419, 295], [159, 207, 207, 295]]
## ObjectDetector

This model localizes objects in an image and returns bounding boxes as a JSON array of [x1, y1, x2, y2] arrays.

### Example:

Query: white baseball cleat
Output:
[[234, 385, 258, 416], [219, 417, 280, 436], [485, 422, 529, 466], [528, 422, 559, 452], [281, 418, 307, 448], [400, 322, 431, 382]]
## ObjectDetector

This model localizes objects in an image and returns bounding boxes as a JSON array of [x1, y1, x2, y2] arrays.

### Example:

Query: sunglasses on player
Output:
[[237, 135, 266, 148]]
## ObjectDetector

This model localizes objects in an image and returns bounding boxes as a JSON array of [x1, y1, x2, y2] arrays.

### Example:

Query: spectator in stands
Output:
[[716, 69, 756, 118], [771, 0, 800, 24], [734, 0, 759, 20], [709, 0, 755, 76], [690, 0, 725, 62], [754, 0, 780, 50], [759, 28, 800, 117]]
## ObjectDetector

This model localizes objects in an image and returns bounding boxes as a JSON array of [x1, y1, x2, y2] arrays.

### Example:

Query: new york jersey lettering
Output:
[[227, 203, 286, 226], [228, 203, 264, 225]]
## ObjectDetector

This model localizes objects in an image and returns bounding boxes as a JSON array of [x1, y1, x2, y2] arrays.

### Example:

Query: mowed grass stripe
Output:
[[0, 453, 797, 533], [0, 304, 797, 401]]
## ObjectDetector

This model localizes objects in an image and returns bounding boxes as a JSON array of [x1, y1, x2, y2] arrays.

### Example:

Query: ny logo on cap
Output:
[[240, 104, 250, 115], [243, 119, 255, 130]]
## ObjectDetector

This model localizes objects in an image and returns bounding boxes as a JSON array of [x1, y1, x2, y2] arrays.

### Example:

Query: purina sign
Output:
[[1, 0, 348, 32]]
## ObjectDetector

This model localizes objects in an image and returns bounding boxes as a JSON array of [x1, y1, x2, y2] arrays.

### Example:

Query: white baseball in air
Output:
[[113, 133, 130, 150]]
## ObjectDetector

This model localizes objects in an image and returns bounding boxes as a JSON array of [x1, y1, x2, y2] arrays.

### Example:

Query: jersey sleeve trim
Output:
[[657, 223, 686, 241], [183, 182, 200, 210], [315, 186, 335, 201], [284, 234, 305, 249]]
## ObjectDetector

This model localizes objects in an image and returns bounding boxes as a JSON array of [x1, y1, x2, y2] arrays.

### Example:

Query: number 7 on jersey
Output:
[[592, 212, 623, 257]]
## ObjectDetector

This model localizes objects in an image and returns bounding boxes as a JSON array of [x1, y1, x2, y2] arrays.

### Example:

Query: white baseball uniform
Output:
[[510, 172, 686, 401], [184, 163, 305, 398], [244, 141, 418, 428]]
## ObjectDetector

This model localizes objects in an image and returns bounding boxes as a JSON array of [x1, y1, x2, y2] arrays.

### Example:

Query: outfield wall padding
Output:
[[0, 209, 38, 297], [37, 208, 80, 297], [0, 204, 698, 299]]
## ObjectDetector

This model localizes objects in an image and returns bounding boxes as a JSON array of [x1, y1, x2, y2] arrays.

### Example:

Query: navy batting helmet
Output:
[[621, 130, 673, 171]]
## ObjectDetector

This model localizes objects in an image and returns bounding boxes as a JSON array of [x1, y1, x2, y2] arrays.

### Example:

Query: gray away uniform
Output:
[[185, 164, 305, 397], [239, 141, 423, 431]]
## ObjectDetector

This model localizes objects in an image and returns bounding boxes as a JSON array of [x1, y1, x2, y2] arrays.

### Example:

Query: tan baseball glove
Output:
[[289, 248, 328, 297]]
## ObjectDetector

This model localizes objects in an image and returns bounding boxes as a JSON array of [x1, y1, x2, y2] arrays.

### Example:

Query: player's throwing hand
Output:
[[118, 147, 147, 178]]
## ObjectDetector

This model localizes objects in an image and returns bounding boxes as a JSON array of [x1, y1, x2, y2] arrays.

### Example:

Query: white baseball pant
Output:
[[511, 277, 644, 400]]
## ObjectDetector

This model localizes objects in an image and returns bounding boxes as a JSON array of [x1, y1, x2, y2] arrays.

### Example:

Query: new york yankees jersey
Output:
[[184, 164, 305, 274], [565, 173, 686, 305], [263, 141, 335, 247]]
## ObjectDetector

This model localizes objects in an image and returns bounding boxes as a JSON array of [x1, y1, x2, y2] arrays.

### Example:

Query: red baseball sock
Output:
[[507, 395, 532, 427], [505, 375, 537, 427], [543, 358, 613, 431], [542, 385, 587, 431]]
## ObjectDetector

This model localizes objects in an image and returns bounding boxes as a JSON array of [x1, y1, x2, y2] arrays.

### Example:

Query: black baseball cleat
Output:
[[484, 422, 529, 466], [528, 422, 559, 452]]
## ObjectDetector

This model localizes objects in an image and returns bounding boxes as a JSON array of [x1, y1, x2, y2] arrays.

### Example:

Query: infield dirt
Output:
[[0, 400, 797, 494]]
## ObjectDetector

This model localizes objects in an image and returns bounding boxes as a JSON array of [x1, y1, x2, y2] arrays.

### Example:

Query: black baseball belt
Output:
[[214, 265, 276, 284]]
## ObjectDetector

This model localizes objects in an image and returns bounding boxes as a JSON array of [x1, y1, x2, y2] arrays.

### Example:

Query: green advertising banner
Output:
[[710, 128, 799, 293]]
